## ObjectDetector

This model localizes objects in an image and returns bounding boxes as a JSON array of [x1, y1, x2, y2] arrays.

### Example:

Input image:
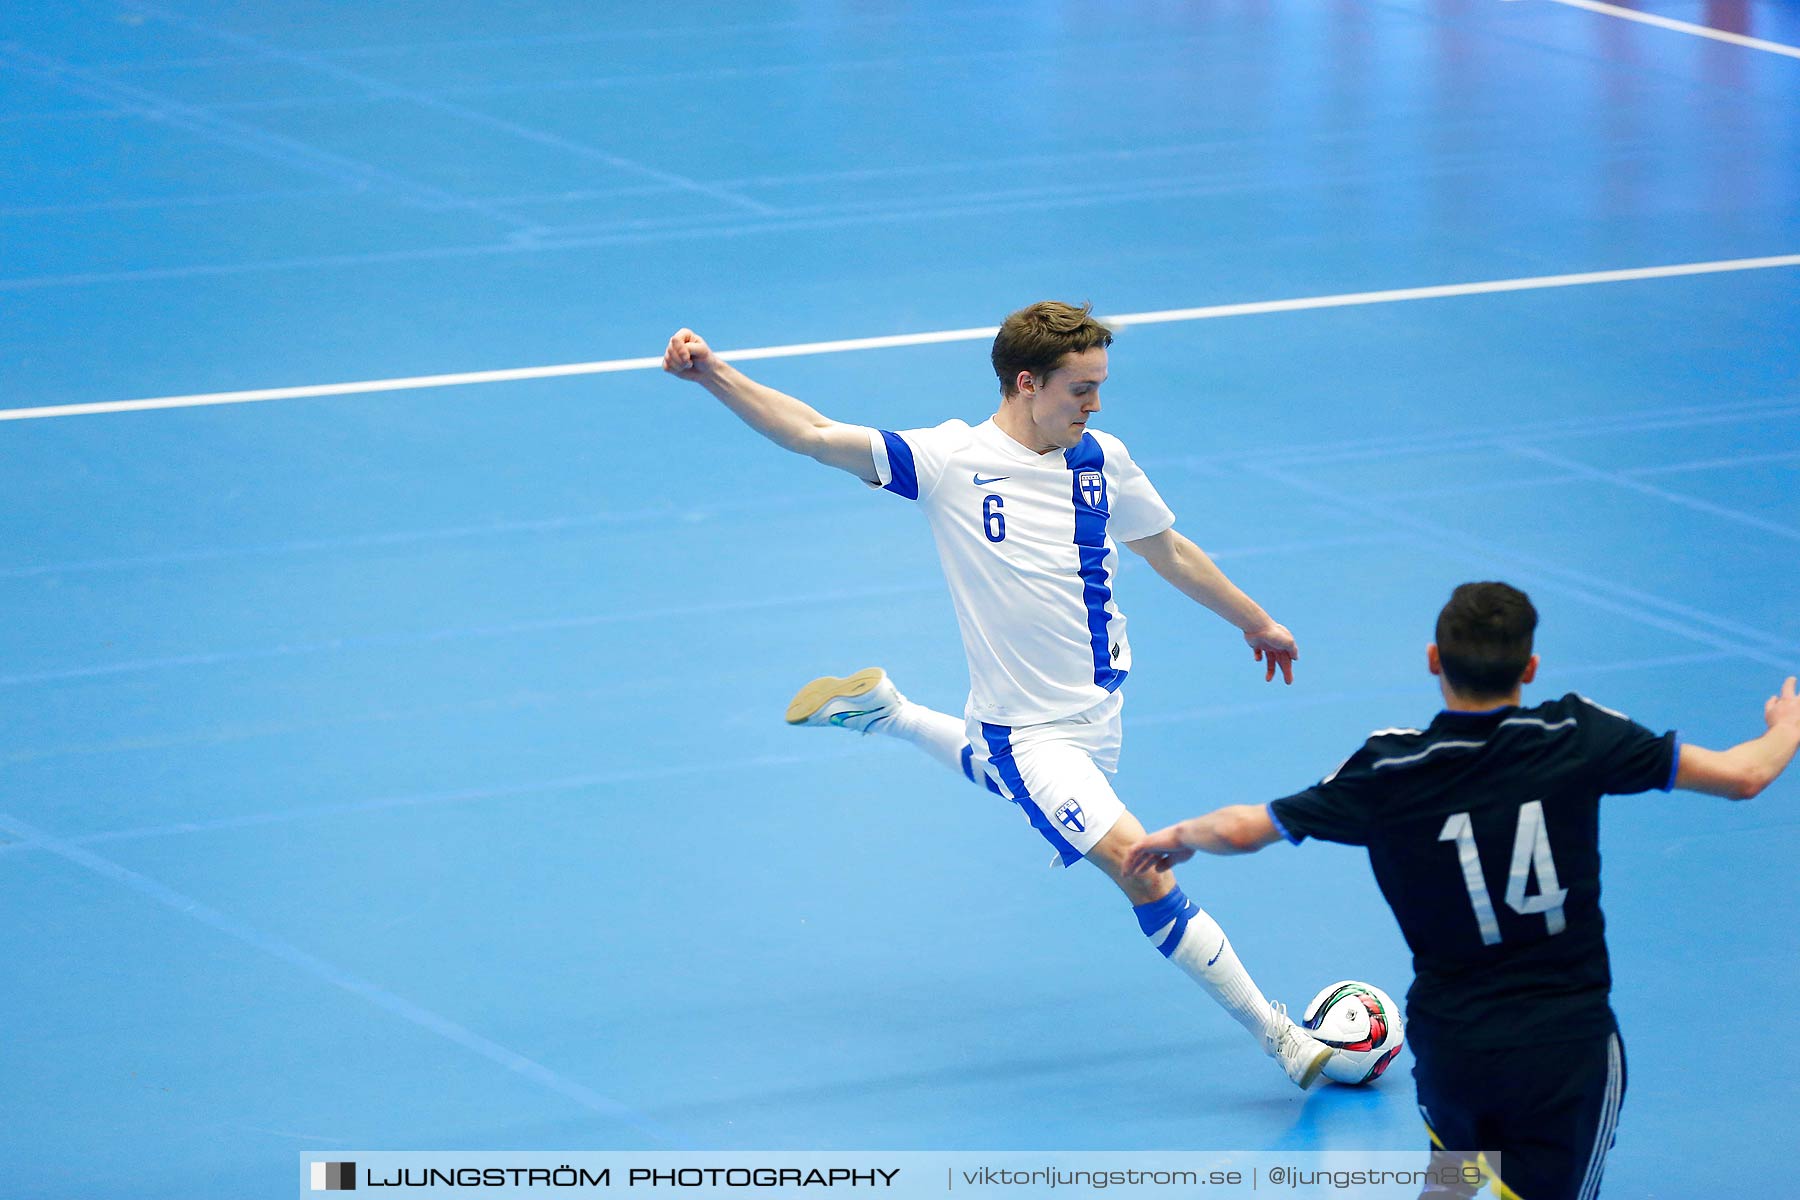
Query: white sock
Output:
[[1134, 886, 1276, 1043], [873, 699, 970, 776]]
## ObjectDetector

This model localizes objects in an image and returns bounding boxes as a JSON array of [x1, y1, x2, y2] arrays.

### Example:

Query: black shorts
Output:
[[1410, 1028, 1627, 1200]]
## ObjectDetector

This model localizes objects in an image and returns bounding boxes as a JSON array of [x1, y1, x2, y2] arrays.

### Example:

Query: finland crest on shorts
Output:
[[1053, 799, 1087, 834]]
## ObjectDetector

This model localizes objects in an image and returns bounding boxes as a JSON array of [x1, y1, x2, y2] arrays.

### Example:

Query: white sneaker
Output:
[[1265, 1002, 1334, 1091], [784, 668, 905, 733]]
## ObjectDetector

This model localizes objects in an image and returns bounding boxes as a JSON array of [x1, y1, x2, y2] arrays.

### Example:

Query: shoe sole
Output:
[[1293, 1045, 1333, 1091], [784, 668, 886, 725]]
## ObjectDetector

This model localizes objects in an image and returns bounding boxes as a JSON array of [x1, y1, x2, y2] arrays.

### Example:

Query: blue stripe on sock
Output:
[[981, 722, 1082, 866], [1133, 887, 1195, 959], [962, 742, 1006, 795]]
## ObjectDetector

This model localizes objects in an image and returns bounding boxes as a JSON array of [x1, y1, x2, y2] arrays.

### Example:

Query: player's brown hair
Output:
[[991, 301, 1113, 397], [1436, 582, 1539, 699]]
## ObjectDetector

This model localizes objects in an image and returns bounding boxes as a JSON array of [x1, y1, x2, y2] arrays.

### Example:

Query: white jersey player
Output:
[[663, 301, 1333, 1088]]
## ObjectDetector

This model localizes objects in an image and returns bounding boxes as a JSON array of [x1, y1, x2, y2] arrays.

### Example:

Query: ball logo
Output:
[[1054, 799, 1086, 833], [1356, 995, 1389, 1050]]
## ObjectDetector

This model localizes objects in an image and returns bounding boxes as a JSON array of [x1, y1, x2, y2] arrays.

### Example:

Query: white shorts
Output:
[[963, 692, 1127, 867]]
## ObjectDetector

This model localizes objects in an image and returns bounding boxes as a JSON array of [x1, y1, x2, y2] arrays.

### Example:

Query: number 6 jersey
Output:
[[1268, 694, 1679, 1048], [867, 418, 1175, 727]]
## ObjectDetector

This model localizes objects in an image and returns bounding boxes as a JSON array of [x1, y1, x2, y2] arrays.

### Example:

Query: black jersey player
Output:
[[1126, 582, 1800, 1200]]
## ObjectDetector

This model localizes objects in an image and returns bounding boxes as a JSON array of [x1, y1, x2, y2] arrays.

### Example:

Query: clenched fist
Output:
[[663, 328, 715, 380]]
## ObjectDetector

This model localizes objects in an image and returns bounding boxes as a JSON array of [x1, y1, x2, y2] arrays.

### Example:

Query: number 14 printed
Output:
[[1439, 800, 1569, 946]]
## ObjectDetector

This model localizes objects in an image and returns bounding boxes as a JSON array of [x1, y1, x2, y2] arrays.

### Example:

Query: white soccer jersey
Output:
[[867, 417, 1175, 726]]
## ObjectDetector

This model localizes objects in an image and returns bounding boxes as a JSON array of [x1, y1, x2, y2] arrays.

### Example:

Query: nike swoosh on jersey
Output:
[[972, 473, 1010, 485]]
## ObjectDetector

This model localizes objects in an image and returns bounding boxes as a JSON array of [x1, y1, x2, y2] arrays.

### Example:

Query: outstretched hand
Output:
[[1767, 676, 1800, 731], [1123, 824, 1198, 877], [1244, 622, 1299, 685], [662, 328, 715, 380]]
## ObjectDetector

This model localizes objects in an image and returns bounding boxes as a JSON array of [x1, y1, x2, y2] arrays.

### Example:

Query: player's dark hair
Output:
[[1435, 582, 1538, 699], [992, 301, 1113, 397]]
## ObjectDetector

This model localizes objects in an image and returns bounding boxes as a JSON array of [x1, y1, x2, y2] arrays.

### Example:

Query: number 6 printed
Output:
[[982, 494, 1006, 543]]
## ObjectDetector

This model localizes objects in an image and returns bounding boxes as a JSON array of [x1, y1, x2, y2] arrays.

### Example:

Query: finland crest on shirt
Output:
[[867, 417, 1175, 726]]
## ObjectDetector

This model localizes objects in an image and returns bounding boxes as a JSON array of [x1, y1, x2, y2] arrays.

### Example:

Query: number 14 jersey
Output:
[[1269, 694, 1679, 1048], [868, 418, 1175, 727]]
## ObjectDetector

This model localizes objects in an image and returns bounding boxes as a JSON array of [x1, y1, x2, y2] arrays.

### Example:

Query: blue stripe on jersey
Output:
[[1064, 433, 1125, 692], [879, 430, 919, 500], [1663, 735, 1681, 792], [981, 722, 1083, 866]]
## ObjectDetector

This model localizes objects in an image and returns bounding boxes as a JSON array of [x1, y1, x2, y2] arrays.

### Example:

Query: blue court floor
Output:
[[2, 3, 1796, 1197]]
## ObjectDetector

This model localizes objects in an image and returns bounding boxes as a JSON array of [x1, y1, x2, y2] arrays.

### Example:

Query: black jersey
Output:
[[1269, 693, 1677, 1049]]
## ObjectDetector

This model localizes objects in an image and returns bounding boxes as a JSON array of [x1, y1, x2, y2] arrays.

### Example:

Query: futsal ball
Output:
[[1301, 980, 1405, 1085]]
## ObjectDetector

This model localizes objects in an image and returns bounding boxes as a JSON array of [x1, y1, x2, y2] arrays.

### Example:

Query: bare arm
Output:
[[1123, 804, 1284, 876], [663, 329, 877, 481], [1124, 526, 1299, 683], [1675, 676, 1800, 799]]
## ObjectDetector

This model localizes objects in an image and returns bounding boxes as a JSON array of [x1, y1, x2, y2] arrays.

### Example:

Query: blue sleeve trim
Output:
[[879, 430, 918, 500], [1266, 802, 1302, 845], [1663, 733, 1681, 793]]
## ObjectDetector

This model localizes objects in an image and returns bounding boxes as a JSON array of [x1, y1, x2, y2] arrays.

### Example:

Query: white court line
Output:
[[1524, 0, 1800, 60], [4, 253, 1799, 423]]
